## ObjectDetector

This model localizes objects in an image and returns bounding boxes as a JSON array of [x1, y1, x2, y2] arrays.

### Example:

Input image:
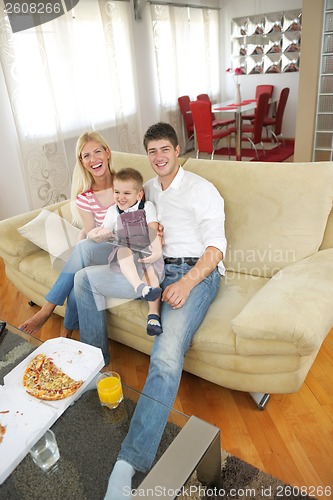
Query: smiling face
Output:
[[80, 140, 111, 178], [113, 178, 144, 211], [146, 139, 180, 189]]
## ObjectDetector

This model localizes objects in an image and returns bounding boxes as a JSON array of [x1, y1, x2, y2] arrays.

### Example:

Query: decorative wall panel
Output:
[[231, 9, 302, 75]]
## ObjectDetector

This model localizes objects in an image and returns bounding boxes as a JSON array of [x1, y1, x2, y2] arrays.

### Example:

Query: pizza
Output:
[[0, 423, 6, 443], [23, 353, 84, 401]]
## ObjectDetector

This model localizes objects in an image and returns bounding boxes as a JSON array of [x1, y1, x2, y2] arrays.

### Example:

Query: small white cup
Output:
[[29, 429, 60, 472]]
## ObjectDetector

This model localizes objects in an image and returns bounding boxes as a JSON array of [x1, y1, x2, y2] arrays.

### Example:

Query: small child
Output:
[[88, 168, 164, 336]]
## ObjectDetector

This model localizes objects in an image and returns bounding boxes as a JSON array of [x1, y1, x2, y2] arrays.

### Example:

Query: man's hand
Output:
[[162, 247, 222, 309], [157, 223, 164, 245], [162, 279, 192, 309]]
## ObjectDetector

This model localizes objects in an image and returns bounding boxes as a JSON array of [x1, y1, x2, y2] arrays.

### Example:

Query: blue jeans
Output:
[[74, 262, 220, 472], [45, 239, 112, 330]]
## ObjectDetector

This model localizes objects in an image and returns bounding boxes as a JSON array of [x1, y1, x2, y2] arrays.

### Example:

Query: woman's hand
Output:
[[88, 226, 114, 242], [77, 228, 87, 241]]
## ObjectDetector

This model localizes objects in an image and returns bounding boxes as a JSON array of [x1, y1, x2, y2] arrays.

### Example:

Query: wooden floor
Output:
[[0, 257, 332, 498]]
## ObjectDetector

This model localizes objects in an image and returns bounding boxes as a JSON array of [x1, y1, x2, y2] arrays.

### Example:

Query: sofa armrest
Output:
[[0, 201, 69, 259], [231, 249, 333, 355]]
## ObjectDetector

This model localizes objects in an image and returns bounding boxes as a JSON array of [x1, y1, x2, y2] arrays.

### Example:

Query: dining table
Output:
[[212, 98, 277, 161]]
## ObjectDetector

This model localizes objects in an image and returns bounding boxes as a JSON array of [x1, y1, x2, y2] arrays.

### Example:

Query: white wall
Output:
[[1, 0, 303, 218]]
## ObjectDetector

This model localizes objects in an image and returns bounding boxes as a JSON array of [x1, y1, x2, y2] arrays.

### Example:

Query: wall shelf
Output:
[[231, 9, 302, 75]]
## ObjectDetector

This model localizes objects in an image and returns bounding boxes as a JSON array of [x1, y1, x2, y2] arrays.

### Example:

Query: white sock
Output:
[[104, 460, 135, 500], [141, 285, 151, 297]]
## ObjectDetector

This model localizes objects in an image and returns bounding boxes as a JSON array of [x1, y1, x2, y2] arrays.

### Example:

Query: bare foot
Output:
[[19, 305, 55, 335], [60, 329, 73, 339], [19, 311, 51, 335]]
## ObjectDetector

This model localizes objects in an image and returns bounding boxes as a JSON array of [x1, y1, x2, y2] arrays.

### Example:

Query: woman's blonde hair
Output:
[[70, 131, 115, 199], [70, 131, 115, 226]]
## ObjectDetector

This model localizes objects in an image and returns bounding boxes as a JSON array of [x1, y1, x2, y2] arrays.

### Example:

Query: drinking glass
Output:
[[96, 371, 124, 409], [29, 429, 60, 471]]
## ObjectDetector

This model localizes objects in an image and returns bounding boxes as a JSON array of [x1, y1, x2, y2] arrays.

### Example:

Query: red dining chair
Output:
[[190, 100, 231, 159], [242, 84, 274, 122], [229, 92, 270, 160], [197, 93, 235, 129], [178, 95, 195, 152], [263, 87, 290, 146]]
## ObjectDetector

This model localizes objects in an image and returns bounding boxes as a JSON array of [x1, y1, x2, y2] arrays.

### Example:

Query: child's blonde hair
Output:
[[113, 168, 144, 192]]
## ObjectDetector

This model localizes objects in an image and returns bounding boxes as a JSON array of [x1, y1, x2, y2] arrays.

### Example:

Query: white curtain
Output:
[[150, 3, 220, 147], [0, 0, 141, 209]]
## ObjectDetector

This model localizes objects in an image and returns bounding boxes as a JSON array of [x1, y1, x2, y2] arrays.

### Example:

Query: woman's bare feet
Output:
[[60, 328, 73, 339], [19, 302, 56, 335]]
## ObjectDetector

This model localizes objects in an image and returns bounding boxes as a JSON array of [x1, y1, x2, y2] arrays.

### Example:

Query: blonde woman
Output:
[[19, 131, 116, 337]]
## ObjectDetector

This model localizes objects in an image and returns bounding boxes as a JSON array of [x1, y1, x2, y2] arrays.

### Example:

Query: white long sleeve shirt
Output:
[[144, 166, 227, 275]]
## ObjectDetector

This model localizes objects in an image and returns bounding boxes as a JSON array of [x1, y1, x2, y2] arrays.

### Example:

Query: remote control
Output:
[[0, 321, 7, 344]]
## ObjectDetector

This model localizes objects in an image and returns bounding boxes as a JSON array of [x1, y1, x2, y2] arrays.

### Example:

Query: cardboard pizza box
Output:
[[0, 338, 104, 484]]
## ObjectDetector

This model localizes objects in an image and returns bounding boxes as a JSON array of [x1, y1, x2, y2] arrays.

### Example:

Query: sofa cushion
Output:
[[19, 251, 60, 289], [184, 159, 333, 277], [106, 271, 270, 356], [231, 248, 333, 355], [18, 209, 80, 261], [190, 271, 268, 355]]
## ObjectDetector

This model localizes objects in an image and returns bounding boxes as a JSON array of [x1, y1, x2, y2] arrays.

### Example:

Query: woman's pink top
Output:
[[76, 188, 113, 227]]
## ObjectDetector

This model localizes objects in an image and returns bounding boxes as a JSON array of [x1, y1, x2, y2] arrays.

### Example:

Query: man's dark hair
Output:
[[143, 122, 179, 151]]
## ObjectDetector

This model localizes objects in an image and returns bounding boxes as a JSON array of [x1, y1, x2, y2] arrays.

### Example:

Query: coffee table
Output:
[[0, 322, 221, 498]]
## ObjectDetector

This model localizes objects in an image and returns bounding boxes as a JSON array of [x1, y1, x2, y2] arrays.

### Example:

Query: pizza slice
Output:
[[0, 422, 6, 444], [23, 353, 83, 401]]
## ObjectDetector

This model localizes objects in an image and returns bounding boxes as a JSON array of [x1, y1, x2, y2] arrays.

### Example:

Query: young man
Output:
[[73, 123, 227, 499]]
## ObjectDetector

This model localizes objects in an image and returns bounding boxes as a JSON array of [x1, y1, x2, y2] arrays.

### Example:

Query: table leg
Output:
[[235, 112, 242, 161], [138, 415, 221, 498]]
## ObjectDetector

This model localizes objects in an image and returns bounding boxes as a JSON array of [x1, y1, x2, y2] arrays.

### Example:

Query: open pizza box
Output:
[[0, 337, 104, 484]]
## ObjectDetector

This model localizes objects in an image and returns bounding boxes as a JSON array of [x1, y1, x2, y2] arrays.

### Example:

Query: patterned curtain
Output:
[[0, 0, 141, 209], [149, 3, 220, 149]]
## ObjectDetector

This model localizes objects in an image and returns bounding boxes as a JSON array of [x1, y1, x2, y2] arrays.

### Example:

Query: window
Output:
[[2, 0, 137, 139], [150, 4, 220, 107]]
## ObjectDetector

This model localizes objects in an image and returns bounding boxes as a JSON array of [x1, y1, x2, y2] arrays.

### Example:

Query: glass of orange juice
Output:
[[96, 372, 124, 409]]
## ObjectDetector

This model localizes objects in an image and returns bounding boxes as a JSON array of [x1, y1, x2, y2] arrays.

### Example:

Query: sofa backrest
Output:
[[320, 208, 333, 250], [184, 159, 333, 278], [112, 151, 154, 182], [57, 152, 333, 278], [111, 151, 187, 181]]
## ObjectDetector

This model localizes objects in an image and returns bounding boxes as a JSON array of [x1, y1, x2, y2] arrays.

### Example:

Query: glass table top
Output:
[[0, 320, 220, 497]]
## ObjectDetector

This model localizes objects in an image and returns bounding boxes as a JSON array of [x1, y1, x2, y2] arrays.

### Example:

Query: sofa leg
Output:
[[249, 392, 270, 410], [28, 300, 36, 307]]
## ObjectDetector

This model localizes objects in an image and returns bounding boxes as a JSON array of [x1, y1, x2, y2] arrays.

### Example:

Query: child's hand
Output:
[[138, 246, 162, 264]]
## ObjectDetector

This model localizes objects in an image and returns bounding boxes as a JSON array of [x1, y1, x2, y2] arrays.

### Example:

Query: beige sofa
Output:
[[1, 151, 333, 403]]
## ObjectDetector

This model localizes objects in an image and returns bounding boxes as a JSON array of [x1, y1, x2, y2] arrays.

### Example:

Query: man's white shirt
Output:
[[144, 166, 227, 275]]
